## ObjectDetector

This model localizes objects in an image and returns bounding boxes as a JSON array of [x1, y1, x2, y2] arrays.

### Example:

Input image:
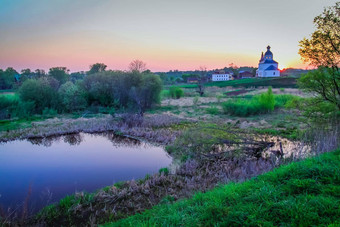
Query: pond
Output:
[[0, 132, 172, 214]]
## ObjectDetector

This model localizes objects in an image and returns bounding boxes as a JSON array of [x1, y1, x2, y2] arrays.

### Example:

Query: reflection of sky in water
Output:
[[0, 133, 172, 213]]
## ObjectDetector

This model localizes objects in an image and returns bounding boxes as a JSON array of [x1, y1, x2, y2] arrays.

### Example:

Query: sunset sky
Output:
[[0, 0, 337, 72]]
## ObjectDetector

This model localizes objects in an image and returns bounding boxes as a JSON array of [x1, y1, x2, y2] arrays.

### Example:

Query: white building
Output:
[[256, 46, 280, 77], [211, 73, 232, 81]]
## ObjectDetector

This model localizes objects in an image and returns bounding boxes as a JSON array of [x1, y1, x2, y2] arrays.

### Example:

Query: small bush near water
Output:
[[109, 149, 340, 226]]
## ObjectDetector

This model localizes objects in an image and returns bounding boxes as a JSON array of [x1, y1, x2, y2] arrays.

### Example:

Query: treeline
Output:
[[0, 62, 162, 119]]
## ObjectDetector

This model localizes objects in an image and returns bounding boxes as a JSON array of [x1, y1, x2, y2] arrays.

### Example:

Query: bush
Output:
[[257, 86, 274, 112], [206, 106, 219, 115], [169, 86, 184, 99], [83, 71, 162, 114], [222, 88, 297, 117], [42, 108, 58, 116], [58, 81, 86, 112], [0, 95, 18, 119], [274, 94, 295, 108], [18, 78, 60, 114], [222, 99, 262, 117]]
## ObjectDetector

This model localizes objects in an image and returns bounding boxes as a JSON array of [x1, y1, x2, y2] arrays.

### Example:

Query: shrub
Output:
[[158, 167, 169, 176], [193, 96, 199, 106], [0, 95, 18, 119], [42, 108, 58, 116], [222, 99, 262, 117], [257, 86, 275, 112], [169, 86, 184, 99], [18, 78, 60, 114], [206, 106, 219, 115], [58, 81, 87, 112], [221, 88, 298, 117], [274, 94, 295, 108]]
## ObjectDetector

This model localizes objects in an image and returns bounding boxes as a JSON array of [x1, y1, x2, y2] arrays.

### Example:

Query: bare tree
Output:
[[128, 60, 147, 72], [196, 66, 207, 96]]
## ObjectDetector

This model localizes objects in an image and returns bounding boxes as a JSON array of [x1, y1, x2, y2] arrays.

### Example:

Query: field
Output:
[[176, 77, 297, 89], [1, 77, 339, 226]]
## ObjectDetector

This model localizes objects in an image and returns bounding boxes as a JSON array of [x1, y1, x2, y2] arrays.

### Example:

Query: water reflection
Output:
[[27, 132, 141, 148], [0, 132, 171, 215]]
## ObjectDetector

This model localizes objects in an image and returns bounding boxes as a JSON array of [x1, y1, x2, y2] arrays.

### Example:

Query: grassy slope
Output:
[[107, 149, 340, 226]]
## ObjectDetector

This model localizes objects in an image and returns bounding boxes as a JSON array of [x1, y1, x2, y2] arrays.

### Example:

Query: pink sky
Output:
[[0, 0, 336, 72]]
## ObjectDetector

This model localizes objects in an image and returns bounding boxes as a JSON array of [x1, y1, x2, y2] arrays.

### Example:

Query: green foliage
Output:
[[18, 78, 60, 114], [0, 67, 18, 89], [48, 67, 70, 85], [178, 77, 297, 89], [83, 71, 162, 114], [130, 73, 163, 114], [274, 94, 296, 108], [257, 86, 275, 112], [88, 63, 107, 74], [158, 167, 169, 176], [205, 106, 219, 115], [193, 96, 199, 106], [58, 81, 86, 112], [298, 2, 339, 69], [222, 99, 263, 117], [222, 88, 296, 117], [110, 149, 340, 227], [42, 108, 57, 116], [298, 67, 340, 110], [169, 86, 184, 99]]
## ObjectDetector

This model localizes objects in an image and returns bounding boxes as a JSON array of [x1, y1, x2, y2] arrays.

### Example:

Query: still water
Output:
[[0, 132, 172, 213]]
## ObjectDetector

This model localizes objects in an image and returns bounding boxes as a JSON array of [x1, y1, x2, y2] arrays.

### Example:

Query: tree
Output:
[[88, 63, 107, 74], [128, 60, 147, 72], [18, 78, 60, 113], [35, 69, 46, 77], [49, 67, 70, 85], [58, 81, 86, 112], [129, 73, 162, 116], [0, 67, 18, 89], [298, 2, 340, 110], [196, 66, 206, 96]]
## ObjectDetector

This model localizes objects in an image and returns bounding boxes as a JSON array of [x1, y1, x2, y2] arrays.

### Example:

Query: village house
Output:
[[239, 71, 254, 79], [211, 70, 233, 81]]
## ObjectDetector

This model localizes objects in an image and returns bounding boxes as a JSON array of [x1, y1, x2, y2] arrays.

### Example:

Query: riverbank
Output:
[[108, 149, 340, 226], [0, 114, 186, 145]]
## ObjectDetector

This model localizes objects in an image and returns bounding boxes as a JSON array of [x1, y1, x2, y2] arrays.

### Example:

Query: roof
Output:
[[239, 71, 253, 75], [261, 59, 278, 64], [264, 45, 273, 56], [264, 50, 273, 56], [265, 65, 278, 70]]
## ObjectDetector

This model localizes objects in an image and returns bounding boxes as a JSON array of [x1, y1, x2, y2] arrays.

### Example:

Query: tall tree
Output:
[[49, 67, 70, 85], [88, 63, 107, 74], [0, 67, 17, 89], [298, 2, 340, 110], [128, 60, 147, 73]]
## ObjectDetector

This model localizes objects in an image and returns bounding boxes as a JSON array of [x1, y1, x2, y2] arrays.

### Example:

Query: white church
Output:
[[256, 45, 280, 77]]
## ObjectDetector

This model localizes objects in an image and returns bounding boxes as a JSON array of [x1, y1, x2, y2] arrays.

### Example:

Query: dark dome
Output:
[[264, 45, 273, 56]]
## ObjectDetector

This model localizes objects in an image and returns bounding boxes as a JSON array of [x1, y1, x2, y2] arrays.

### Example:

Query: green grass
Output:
[[221, 93, 297, 117], [0, 92, 17, 99], [177, 77, 297, 89], [107, 149, 340, 226], [205, 106, 219, 115]]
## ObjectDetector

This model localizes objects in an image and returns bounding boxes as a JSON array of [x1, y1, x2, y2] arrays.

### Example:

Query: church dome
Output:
[[264, 45, 273, 56]]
